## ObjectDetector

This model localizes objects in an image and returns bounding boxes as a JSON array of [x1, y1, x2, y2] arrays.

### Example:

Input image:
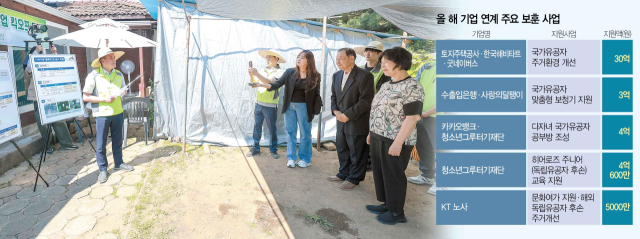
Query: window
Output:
[[45, 21, 68, 54], [12, 48, 28, 107]]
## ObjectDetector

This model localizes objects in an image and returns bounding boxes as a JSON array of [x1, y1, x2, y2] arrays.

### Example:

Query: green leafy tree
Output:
[[342, 10, 403, 35], [310, 9, 436, 76]]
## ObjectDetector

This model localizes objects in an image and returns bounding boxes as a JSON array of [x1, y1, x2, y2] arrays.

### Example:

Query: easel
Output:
[[7, 140, 48, 188], [21, 48, 96, 192], [32, 119, 96, 192], [0, 50, 49, 190]]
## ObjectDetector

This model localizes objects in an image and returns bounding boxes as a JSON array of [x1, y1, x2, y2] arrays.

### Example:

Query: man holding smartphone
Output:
[[246, 50, 286, 159]]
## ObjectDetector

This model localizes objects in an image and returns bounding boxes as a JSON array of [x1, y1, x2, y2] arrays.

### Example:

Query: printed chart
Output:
[[29, 54, 84, 125], [0, 51, 22, 145], [435, 39, 633, 225]]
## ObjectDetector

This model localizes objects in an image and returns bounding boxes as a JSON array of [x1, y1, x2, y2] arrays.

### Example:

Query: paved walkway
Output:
[[0, 125, 154, 239], [0, 125, 291, 239]]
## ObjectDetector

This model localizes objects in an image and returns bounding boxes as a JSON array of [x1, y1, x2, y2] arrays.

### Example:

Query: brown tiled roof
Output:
[[47, 0, 152, 21]]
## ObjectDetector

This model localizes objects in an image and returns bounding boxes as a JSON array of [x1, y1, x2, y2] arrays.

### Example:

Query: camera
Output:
[[23, 23, 53, 54], [28, 24, 50, 46]]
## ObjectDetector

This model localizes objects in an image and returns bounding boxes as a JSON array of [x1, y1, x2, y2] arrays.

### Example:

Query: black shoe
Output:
[[98, 171, 108, 183], [366, 204, 388, 214], [376, 211, 407, 225], [114, 163, 134, 172], [246, 149, 260, 157], [271, 152, 280, 159], [60, 144, 79, 150]]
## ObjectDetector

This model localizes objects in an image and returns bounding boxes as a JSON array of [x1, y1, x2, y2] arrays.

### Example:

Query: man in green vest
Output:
[[83, 48, 134, 183], [355, 41, 391, 93], [247, 50, 286, 159], [407, 62, 447, 196]]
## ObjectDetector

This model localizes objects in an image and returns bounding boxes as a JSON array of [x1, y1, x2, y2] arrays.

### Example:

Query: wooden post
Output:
[[138, 29, 146, 97], [402, 31, 408, 48], [181, 0, 190, 153], [317, 16, 327, 151]]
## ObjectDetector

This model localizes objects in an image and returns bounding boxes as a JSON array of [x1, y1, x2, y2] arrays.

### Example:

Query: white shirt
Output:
[[25, 51, 40, 73], [341, 70, 351, 91]]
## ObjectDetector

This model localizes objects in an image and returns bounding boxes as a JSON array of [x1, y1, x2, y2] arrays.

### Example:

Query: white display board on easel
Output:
[[29, 54, 85, 125], [0, 52, 23, 145]]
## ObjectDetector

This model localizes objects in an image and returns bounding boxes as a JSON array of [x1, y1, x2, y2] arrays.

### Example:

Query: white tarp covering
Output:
[[195, 0, 461, 40], [195, 0, 391, 21], [373, 0, 461, 40], [154, 1, 401, 146]]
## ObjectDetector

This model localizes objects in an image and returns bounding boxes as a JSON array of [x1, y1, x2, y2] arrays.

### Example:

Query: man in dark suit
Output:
[[327, 48, 375, 190]]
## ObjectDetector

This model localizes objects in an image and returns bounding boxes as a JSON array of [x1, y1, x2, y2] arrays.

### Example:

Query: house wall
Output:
[[112, 27, 154, 95], [0, 0, 88, 174]]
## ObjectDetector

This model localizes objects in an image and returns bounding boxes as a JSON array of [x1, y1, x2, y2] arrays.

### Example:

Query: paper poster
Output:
[[30, 54, 84, 125], [0, 52, 22, 145]]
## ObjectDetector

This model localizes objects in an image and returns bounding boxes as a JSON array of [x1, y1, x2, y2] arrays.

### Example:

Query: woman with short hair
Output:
[[365, 47, 425, 225], [255, 50, 322, 168]]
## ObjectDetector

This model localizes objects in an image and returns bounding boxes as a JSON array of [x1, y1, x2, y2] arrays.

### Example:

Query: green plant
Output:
[[343, 10, 402, 35], [111, 185, 118, 197], [310, 10, 437, 76], [246, 221, 257, 229], [408, 49, 436, 78], [407, 39, 436, 55], [111, 228, 121, 239], [305, 213, 334, 231], [148, 78, 154, 125]]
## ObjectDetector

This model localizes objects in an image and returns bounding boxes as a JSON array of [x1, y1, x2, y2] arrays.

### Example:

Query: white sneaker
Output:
[[296, 161, 309, 168], [428, 182, 448, 196], [287, 160, 296, 168], [407, 175, 435, 185]]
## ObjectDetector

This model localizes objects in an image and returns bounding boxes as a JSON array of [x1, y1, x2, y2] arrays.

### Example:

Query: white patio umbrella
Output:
[[80, 18, 130, 30], [51, 27, 157, 48]]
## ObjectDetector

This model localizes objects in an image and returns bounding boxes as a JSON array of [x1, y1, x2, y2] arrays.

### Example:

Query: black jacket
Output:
[[269, 68, 322, 122], [331, 66, 375, 135]]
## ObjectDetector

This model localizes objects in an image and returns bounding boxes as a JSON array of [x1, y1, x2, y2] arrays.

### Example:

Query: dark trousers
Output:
[[96, 113, 124, 172], [417, 117, 436, 178], [253, 103, 278, 153], [370, 135, 412, 214], [335, 131, 368, 185]]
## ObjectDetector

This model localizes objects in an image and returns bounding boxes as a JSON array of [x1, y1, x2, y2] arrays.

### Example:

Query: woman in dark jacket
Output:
[[254, 50, 322, 168]]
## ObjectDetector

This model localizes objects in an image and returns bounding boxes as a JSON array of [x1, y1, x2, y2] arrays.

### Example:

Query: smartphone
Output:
[[249, 61, 254, 82]]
